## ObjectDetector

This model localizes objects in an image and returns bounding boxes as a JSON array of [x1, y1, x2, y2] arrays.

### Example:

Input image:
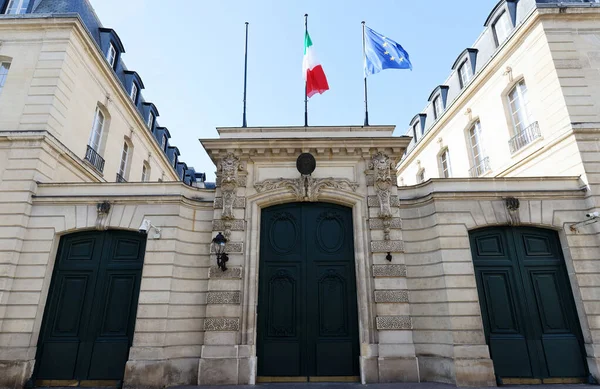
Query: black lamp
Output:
[[212, 232, 229, 271]]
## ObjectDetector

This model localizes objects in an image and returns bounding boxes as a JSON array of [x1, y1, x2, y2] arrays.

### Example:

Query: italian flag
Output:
[[303, 31, 329, 98]]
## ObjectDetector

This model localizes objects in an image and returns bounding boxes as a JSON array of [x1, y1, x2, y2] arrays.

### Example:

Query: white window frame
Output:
[[130, 83, 138, 104], [439, 149, 452, 178], [0, 62, 11, 96], [141, 162, 150, 182], [493, 11, 513, 46], [107, 43, 117, 69], [147, 112, 155, 129], [469, 121, 486, 171], [458, 61, 472, 89], [433, 96, 444, 120], [507, 80, 533, 135], [118, 141, 130, 178], [88, 108, 105, 152], [4, 0, 30, 14]]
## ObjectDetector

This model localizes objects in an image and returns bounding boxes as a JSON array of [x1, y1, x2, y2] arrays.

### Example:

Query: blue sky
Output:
[[91, 0, 499, 180]]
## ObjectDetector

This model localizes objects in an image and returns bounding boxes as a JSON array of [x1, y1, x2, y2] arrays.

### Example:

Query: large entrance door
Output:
[[470, 227, 587, 383], [34, 230, 146, 384], [257, 203, 360, 381]]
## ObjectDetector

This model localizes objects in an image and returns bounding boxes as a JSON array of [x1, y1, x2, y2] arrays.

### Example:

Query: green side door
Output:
[[34, 230, 146, 381], [470, 227, 587, 381], [257, 203, 360, 379]]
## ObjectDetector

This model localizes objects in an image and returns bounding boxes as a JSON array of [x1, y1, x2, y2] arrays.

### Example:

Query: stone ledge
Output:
[[207, 291, 241, 305], [368, 218, 402, 230], [204, 317, 240, 331], [214, 197, 246, 209], [374, 290, 409, 303], [371, 240, 404, 253], [209, 266, 242, 279], [372, 264, 407, 277], [376, 315, 412, 330]]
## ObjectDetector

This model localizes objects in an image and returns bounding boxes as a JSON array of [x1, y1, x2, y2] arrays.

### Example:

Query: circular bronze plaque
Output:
[[296, 153, 316, 175]]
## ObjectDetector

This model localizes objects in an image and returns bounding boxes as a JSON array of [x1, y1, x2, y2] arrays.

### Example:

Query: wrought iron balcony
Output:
[[469, 156, 491, 177], [116, 173, 127, 183], [84, 145, 105, 173], [508, 121, 541, 154]]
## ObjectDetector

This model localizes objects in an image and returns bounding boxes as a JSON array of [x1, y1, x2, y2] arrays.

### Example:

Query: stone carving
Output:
[[207, 291, 241, 305], [506, 197, 521, 226], [95, 201, 111, 230], [217, 153, 244, 220], [213, 220, 245, 240], [376, 315, 412, 330], [210, 241, 243, 254], [214, 197, 246, 209], [204, 317, 240, 331], [369, 218, 402, 230], [209, 266, 242, 279], [255, 175, 359, 202], [367, 196, 400, 208], [369, 152, 395, 219], [371, 240, 404, 253], [372, 264, 407, 277], [374, 290, 409, 303]]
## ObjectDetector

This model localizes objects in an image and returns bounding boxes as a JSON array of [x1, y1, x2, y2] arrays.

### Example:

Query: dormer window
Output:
[[161, 135, 167, 151], [107, 43, 117, 69], [4, 0, 30, 14], [458, 61, 472, 89], [412, 122, 419, 142], [130, 83, 138, 104], [433, 96, 444, 120], [147, 112, 155, 129], [493, 11, 513, 46]]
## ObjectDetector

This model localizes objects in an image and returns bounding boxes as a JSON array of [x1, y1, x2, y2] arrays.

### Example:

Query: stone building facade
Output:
[[1, 0, 600, 388]]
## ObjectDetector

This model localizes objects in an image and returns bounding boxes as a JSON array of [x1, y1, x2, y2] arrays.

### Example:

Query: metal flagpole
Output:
[[242, 22, 249, 128], [362, 21, 369, 126], [304, 13, 309, 127]]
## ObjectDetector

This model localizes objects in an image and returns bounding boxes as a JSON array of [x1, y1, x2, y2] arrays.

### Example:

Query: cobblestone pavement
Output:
[[169, 383, 597, 389]]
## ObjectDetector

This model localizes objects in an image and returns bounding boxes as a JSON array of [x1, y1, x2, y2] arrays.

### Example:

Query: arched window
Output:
[[0, 62, 10, 96], [117, 139, 132, 182], [433, 96, 444, 120], [467, 121, 490, 177], [88, 108, 105, 152], [438, 148, 452, 178], [458, 61, 472, 89], [492, 11, 513, 46], [141, 161, 150, 182]]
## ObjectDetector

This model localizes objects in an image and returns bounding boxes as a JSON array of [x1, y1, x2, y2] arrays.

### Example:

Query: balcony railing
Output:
[[85, 145, 105, 173], [469, 156, 491, 177], [116, 173, 127, 183], [508, 121, 541, 154]]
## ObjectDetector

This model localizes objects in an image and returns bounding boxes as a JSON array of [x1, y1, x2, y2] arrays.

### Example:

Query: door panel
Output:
[[257, 203, 359, 379], [35, 231, 146, 382], [471, 227, 587, 381]]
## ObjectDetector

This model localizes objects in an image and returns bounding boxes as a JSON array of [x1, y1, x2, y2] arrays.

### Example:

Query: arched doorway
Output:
[[33, 230, 146, 385], [256, 202, 360, 382], [470, 226, 588, 384]]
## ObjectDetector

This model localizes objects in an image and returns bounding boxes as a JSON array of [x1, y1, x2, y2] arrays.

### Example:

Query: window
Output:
[[468, 121, 489, 176], [4, 0, 30, 14], [433, 96, 444, 120], [118, 141, 129, 179], [106, 43, 117, 69], [508, 80, 533, 135], [141, 162, 150, 182], [88, 108, 105, 151], [147, 112, 155, 129], [493, 11, 513, 46], [130, 83, 138, 104], [458, 61, 472, 89], [161, 135, 167, 151], [439, 149, 451, 178], [417, 169, 426, 184], [0, 62, 10, 95]]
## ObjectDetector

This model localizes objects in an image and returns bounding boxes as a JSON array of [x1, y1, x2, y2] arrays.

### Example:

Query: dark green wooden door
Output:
[[34, 230, 146, 381], [257, 203, 360, 379], [470, 227, 587, 381]]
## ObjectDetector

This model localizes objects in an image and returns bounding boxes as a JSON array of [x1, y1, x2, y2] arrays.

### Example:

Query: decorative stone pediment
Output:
[[254, 175, 359, 202]]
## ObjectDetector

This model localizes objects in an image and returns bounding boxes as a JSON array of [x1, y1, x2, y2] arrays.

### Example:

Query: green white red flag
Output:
[[303, 31, 329, 98]]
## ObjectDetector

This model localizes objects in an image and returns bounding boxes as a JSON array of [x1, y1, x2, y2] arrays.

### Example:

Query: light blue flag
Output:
[[364, 26, 412, 76]]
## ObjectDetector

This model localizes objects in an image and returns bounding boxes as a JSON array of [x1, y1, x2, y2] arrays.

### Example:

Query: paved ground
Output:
[[169, 384, 597, 389]]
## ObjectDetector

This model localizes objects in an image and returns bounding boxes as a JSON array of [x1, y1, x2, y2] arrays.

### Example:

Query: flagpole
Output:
[[362, 21, 369, 126], [304, 13, 309, 127], [242, 22, 249, 128]]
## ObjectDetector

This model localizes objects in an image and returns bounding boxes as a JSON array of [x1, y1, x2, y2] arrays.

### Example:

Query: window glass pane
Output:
[[434, 96, 443, 119], [161, 135, 167, 150], [119, 142, 129, 176], [130, 84, 138, 103], [440, 149, 451, 178], [508, 81, 532, 134], [89, 109, 104, 151], [469, 122, 485, 167], [107, 43, 117, 68], [0, 62, 11, 94], [142, 164, 149, 181], [147, 113, 154, 129], [459, 62, 472, 88], [5, 0, 30, 14], [418, 169, 425, 183], [493, 11, 512, 45]]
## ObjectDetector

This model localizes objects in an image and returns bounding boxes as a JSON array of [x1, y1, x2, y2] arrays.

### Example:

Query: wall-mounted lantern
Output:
[[212, 232, 229, 271]]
